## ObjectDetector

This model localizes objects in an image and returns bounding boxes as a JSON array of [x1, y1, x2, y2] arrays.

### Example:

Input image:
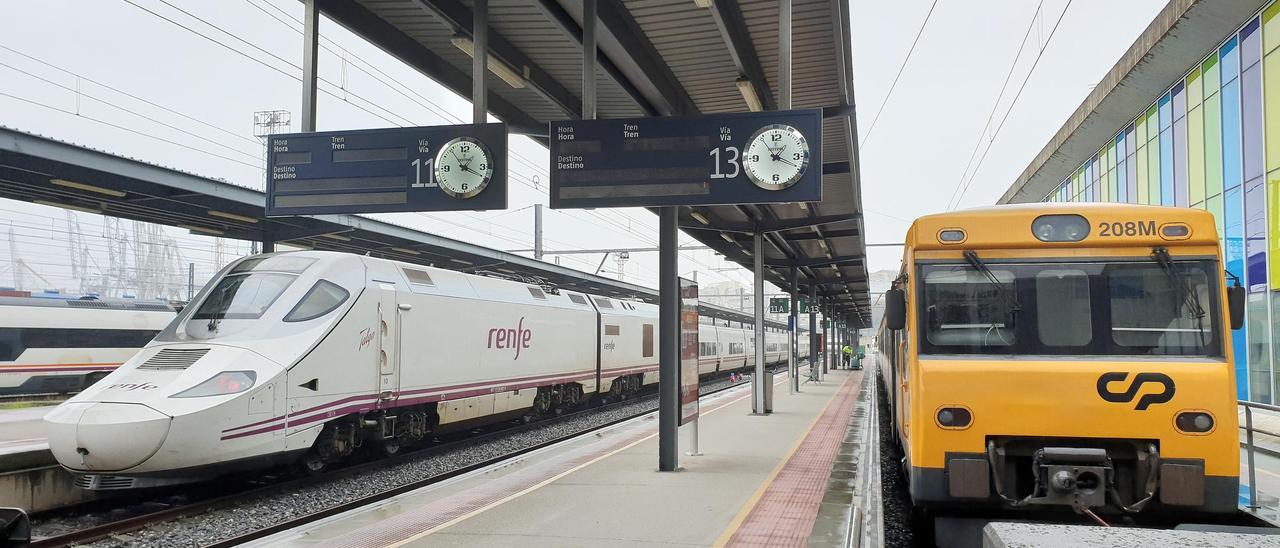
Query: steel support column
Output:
[[752, 232, 767, 414], [779, 0, 792, 110], [583, 0, 597, 121], [534, 203, 544, 260], [788, 266, 798, 394], [658, 207, 679, 471], [809, 284, 817, 382], [261, 240, 275, 253], [822, 303, 829, 377], [471, 0, 487, 123], [301, 0, 319, 132]]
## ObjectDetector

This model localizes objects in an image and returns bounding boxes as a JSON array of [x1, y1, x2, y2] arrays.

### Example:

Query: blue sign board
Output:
[[266, 123, 507, 216], [549, 109, 822, 208]]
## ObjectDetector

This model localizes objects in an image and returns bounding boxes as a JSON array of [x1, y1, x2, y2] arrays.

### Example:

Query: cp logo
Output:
[[1096, 372, 1175, 410]]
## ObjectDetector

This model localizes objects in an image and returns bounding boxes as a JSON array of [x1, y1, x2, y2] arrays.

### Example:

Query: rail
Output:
[[1239, 399, 1280, 511], [846, 356, 882, 548]]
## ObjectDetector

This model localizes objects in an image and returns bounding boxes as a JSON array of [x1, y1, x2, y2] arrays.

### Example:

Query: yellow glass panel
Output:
[[1188, 69, 1203, 107], [1137, 143, 1149, 204], [1266, 1, 1280, 53], [1271, 170, 1280, 286]]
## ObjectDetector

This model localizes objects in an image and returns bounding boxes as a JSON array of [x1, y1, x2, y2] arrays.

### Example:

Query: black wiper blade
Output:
[[1151, 247, 1205, 320], [963, 250, 1021, 315]]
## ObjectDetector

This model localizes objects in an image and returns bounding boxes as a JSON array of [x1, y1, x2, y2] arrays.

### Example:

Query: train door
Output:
[[376, 284, 401, 403], [897, 334, 908, 440]]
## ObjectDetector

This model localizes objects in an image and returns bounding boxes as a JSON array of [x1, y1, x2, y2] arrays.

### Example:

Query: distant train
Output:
[[45, 251, 788, 489], [878, 204, 1242, 519], [0, 296, 175, 396]]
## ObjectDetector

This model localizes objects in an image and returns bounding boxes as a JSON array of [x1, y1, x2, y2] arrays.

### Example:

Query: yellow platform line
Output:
[[711, 372, 853, 547], [388, 374, 791, 547]]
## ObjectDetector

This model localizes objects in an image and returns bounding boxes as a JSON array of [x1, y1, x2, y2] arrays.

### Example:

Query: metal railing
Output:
[[1240, 399, 1280, 511]]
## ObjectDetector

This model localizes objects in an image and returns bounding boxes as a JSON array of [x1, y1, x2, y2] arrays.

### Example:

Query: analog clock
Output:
[[433, 137, 493, 199], [743, 124, 810, 191]]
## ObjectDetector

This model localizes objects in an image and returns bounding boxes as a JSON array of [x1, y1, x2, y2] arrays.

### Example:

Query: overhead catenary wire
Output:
[[949, 0, 1074, 210], [858, 0, 940, 149]]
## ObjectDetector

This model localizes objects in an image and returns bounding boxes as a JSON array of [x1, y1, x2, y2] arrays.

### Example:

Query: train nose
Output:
[[45, 402, 171, 471]]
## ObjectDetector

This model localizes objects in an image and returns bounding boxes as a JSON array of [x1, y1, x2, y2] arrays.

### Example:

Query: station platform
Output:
[[0, 405, 51, 456], [250, 366, 868, 548]]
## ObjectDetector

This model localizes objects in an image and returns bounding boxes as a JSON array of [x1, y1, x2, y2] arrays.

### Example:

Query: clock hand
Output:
[[777, 157, 798, 168]]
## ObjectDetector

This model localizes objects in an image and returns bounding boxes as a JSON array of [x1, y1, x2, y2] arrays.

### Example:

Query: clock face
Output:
[[433, 137, 492, 199], [743, 124, 810, 191]]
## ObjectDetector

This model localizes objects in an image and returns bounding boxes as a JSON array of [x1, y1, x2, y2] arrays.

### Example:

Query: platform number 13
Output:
[[709, 146, 741, 179]]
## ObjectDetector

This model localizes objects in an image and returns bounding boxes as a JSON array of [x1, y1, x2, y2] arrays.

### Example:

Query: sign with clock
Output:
[[548, 109, 822, 209], [265, 123, 507, 216]]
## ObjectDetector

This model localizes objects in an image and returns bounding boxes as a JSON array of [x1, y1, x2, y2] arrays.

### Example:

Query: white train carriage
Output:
[[44, 251, 791, 488], [0, 296, 174, 395]]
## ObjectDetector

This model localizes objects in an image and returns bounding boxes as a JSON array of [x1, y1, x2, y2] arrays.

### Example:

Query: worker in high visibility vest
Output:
[[841, 344, 852, 369]]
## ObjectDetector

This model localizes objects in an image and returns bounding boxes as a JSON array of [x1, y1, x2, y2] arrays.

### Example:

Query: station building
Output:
[[1005, 0, 1280, 402]]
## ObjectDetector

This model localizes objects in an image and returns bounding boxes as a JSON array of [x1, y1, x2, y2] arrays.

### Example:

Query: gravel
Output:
[[877, 376, 921, 547], [44, 375, 750, 547]]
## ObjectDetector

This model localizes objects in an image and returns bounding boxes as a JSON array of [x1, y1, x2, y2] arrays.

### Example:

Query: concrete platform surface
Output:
[[247, 367, 866, 548], [0, 405, 51, 454], [983, 522, 1280, 548]]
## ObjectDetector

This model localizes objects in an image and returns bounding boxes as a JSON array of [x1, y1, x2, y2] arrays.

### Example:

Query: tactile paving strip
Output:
[[726, 371, 863, 548], [314, 383, 758, 547]]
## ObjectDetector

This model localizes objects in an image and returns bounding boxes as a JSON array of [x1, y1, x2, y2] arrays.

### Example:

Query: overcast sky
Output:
[[0, 0, 1168, 300]]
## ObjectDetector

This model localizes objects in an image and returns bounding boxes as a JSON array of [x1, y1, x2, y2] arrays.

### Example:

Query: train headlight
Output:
[[935, 406, 972, 429], [172, 371, 257, 398], [1175, 411, 1215, 434], [1031, 214, 1089, 242]]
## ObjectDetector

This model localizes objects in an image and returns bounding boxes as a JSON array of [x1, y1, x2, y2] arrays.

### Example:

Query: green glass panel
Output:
[[1189, 104, 1206, 205], [1148, 132, 1161, 204], [1207, 193, 1224, 238], [1188, 68, 1203, 107], [1137, 143, 1149, 204], [1206, 92, 1224, 199], [1267, 51, 1280, 171], [1146, 104, 1159, 139], [1204, 54, 1221, 96], [1267, 2, 1280, 54]]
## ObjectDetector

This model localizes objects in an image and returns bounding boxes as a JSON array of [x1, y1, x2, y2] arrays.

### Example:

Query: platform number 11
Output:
[[411, 158, 437, 188]]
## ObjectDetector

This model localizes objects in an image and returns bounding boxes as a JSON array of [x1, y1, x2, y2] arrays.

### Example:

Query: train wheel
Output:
[[380, 440, 402, 457], [533, 390, 553, 415], [298, 453, 328, 475]]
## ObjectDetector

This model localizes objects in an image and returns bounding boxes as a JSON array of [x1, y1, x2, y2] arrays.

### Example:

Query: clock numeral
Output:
[[770, 133, 782, 142], [411, 158, 437, 188], [793, 152, 802, 161], [709, 146, 740, 179]]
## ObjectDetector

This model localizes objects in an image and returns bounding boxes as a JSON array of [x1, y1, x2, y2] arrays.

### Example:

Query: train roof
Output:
[[0, 295, 177, 312], [903, 203, 1218, 252]]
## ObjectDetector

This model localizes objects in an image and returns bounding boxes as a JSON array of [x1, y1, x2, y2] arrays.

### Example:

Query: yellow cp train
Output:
[[877, 203, 1243, 517]]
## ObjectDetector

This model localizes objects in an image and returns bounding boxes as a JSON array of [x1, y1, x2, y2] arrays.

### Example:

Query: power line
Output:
[[951, 0, 1073, 209], [858, 0, 940, 149], [944, 0, 1044, 210]]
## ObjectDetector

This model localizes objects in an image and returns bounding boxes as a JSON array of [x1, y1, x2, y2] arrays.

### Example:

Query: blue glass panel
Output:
[[1161, 127, 1174, 206], [1242, 17, 1260, 68], [1226, 184, 1248, 399], [1117, 133, 1128, 203], [1224, 77, 1243, 190], [1223, 36, 1240, 84], [1247, 176, 1267, 287], [1243, 62, 1263, 181], [1093, 156, 1101, 202], [1159, 93, 1172, 130], [1126, 123, 1137, 202]]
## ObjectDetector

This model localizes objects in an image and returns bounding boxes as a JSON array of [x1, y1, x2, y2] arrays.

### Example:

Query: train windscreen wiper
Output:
[[963, 250, 1021, 322], [1151, 247, 1205, 321]]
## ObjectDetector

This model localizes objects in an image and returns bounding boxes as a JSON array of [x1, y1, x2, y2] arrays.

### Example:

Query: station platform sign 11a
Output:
[[769, 297, 810, 314], [549, 109, 822, 209], [266, 123, 508, 216]]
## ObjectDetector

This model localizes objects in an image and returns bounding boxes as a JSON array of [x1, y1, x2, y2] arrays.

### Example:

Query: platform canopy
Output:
[[0, 126, 788, 329], [315, 0, 870, 327]]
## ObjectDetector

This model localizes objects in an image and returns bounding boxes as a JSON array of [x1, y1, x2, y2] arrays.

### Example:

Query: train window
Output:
[[231, 255, 315, 274], [191, 273, 294, 321], [594, 297, 614, 309], [568, 294, 588, 305], [403, 268, 434, 286], [285, 280, 350, 322], [0, 328, 160, 361], [1109, 265, 1214, 354], [1036, 270, 1092, 346], [605, 325, 621, 336], [527, 287, 547, 300], [643, 324, 654, 358], [923, 268, 1016, 348]]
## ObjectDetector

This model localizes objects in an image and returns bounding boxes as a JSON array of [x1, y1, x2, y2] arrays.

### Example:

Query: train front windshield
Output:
[[161, 255, 318, 341], [919, 259, 1223, 357]]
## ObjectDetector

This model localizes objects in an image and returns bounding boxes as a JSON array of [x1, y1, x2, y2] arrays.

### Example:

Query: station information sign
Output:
[[679, 277, 699, 425], [265, 123, 507, 216], [768, 297, 810, 314], [549, 109, 822, 209]]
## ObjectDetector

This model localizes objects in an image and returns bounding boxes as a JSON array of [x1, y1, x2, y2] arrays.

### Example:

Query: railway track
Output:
[[28, 366, 794, 547]]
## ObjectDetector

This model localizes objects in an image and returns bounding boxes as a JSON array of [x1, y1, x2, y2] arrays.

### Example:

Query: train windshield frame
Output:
[[916, 258, 1224, 357]]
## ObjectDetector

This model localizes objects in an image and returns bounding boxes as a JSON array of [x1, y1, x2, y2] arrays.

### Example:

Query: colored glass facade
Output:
[[1043, 5, 1280, 402]]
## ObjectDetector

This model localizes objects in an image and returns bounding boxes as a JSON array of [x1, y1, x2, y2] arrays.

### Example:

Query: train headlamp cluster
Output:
[[937, 229, 966, 244], [1031, 214, 1090, 242], [935, 406, 972, 429], [172, 371, 257, 398], [1175, 411, 1215, 434], [1160, 223, 1192, 240]]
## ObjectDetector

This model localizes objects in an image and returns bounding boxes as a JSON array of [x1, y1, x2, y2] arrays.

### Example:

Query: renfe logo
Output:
[[488, 317, 532, 360], [107, 382, 158, 392]]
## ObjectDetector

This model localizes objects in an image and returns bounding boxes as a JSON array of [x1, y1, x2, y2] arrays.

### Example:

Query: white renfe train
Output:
[[45, 251, 788, 489], [0, 296, 175, 396]]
